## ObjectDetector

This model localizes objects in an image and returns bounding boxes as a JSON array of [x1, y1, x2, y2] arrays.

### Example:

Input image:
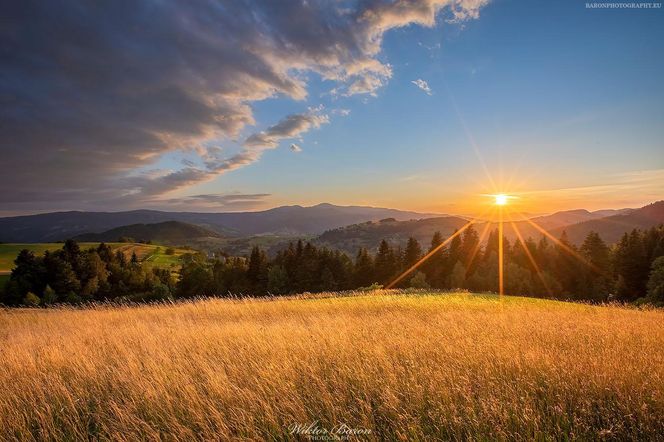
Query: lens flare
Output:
[[494, 194, 509, 205]]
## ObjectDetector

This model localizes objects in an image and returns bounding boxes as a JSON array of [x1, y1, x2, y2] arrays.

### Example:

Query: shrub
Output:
[[22, 292, 41, 307]]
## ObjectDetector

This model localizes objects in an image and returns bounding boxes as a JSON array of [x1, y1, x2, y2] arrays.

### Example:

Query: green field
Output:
[[0, 242, 190, 275]]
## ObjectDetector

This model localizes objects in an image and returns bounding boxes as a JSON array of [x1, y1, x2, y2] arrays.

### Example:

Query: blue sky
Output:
[[2, 0, 663, 215], [180, 1, 664, 213]]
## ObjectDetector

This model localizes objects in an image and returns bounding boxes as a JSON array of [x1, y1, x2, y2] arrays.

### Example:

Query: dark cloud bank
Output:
[[0, 0, 487, 212]]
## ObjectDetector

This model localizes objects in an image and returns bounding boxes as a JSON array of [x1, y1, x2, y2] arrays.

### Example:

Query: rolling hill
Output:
[[73, 221, 222, 244], [551, 200, 664, 244], [527, 208, 633, 230], [315, 203, 658, 252], [0, 204, 437, 243], [317, 216, 470, 252]]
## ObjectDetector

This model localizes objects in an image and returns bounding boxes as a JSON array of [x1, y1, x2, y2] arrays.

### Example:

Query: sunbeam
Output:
[[384, 206, 494, 290], [507, 211, 553, 297], [511, 210, 605, 276], [464, 212, 495, 278]]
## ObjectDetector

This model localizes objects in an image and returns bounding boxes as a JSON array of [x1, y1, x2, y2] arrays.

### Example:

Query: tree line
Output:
[[1, 241, 175, 305], [2, 225, 664, 306]]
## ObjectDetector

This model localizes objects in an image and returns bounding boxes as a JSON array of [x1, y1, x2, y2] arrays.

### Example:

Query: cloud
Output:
[[411, 79, 433, 95], [197, 107, 328, 176], [333, 109, 352, 116], [244, 108, 329, 148], [0, 0, 489, 212], [157, 193, 271, 211], [290, 144, 303, 153]]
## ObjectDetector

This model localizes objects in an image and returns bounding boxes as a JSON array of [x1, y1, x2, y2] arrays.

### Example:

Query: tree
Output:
[[44, 252, 81, 296], [267, 265, 289, 294], [149, 283, 172, 301], [247, 246, 269, 294], [613, 230, 649, 301], [551, 231, 581, 298], [374, 240, 398, 285], [177, 260, 213, 298], [3, 249, 45, 305], [62, 239, 82, 273], [409, 271, 430, 289], [354, 248, 374, 287], [403, 237, 422, 269], [423, 232, 447, 288], [96, 243, 115, 263], [646, 256, 664, 304], [505, 263, 534, 296], [460, 224, 480, 276], [320, 267, 336, 291], [579, 231, 611, 301], [80, 251, 109, 299], [449, 261, 466, 289], [447, 230, 462, 272]]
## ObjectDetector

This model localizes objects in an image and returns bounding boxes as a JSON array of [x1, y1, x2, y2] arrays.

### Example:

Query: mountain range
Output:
[[0, 204, 437, 243], [0, 202, 662, 255], [316, 203, 660, 253]]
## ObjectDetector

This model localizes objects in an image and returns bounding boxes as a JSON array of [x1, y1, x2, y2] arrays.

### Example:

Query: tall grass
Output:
[[1, 292, 663, 440]]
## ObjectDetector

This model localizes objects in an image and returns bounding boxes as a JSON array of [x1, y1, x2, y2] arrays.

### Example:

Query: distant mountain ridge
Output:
[[1, 202, 659, 248], [528, 208, 634, 230], [73, 221, 222, 244], [551, 201, 664, 244], [314, 202, 661, 253], [0, 204, 439, 243]]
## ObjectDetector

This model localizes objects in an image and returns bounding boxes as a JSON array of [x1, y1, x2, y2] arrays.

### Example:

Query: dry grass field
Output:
[[1, 292, 663, 441]]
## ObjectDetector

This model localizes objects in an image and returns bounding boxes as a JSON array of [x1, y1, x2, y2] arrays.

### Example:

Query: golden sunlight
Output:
[[494, 194, 509, 205]]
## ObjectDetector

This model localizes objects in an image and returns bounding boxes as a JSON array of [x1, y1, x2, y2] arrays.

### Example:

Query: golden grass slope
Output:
[[1, 292, 663, 441]]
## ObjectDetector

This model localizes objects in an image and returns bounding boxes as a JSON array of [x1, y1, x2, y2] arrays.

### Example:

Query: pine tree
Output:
[[447, 230, 462, 272], [267, 265, 289, 295], [403, 237, 422, 269], [353, 248, 375, 288], [247, 246, 269, 294], [449, 261, 466, 289], [579, 231, 610, 301], [646, 256, 664, 304], [460, 224, 480, 275], [374, 240, 398, 285], [552, 231, 581, 298], [423, 231, 447, 288], [613, 230, 649, 301]]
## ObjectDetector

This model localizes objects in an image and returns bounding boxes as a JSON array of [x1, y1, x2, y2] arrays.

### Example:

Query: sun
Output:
[[494, 194, 509, 206]]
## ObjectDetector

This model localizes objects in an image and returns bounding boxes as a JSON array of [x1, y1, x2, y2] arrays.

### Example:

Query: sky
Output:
[[1, 0, 663, 217]]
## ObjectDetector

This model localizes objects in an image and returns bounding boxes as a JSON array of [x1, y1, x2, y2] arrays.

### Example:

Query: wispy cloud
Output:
[[411, 79, 433, 95], [156, 193, 271, 211], [244, 107, 329, 149], [516, 169, 664, 208]]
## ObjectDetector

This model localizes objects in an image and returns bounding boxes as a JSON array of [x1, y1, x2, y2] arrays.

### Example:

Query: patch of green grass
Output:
[[142, 246, 188, 270]]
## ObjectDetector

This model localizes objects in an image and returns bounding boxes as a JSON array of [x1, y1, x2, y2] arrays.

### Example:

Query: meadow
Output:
[[1, 292, 663, 440]]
